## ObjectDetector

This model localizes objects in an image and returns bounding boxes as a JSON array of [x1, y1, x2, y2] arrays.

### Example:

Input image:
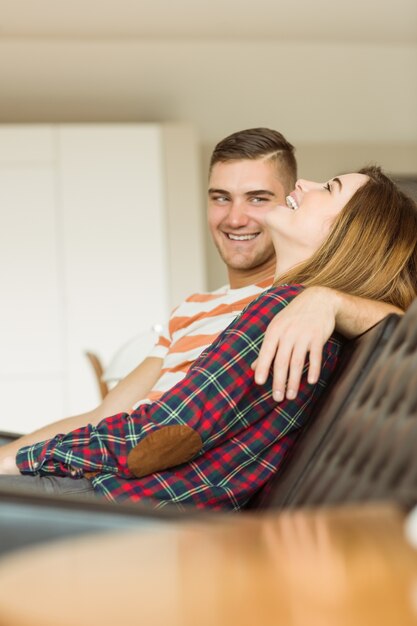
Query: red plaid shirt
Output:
[[17, 285, 343, 511]]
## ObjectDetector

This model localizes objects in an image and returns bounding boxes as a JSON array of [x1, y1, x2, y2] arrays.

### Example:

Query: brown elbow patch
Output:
[[127, 424, 203, 478]]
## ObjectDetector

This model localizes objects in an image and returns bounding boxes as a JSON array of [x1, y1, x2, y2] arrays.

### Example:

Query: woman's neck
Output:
[[274, 247, 306, 282]]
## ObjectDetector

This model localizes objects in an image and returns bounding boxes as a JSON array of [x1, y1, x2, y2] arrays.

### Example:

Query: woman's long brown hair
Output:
[[275, 166, 417, 310]]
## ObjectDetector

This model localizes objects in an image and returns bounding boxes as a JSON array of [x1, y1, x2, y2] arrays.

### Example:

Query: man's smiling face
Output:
[[207, 158, 286, 286]]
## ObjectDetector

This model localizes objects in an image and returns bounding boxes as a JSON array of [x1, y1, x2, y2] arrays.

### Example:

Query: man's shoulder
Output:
[[185, 284, 229, 302], [184, 277, 274, 303], [168, 280, 274, 326]]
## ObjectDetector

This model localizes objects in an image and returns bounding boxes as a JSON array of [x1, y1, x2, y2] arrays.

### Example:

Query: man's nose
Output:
[[227, 201, 250, 227]]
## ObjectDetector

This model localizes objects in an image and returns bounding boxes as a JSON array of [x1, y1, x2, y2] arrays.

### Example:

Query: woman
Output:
[[10, 167, 417, 510]]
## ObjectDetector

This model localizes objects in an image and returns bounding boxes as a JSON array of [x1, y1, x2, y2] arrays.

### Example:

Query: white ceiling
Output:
[[0, 0, 416, 44]]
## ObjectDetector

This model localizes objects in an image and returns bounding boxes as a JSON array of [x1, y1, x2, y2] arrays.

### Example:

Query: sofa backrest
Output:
[[286, 298, 417, 510], [246, 311, 402, 510]]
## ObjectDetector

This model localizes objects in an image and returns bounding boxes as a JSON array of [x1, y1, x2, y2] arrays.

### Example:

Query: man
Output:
[[0, 128, 399, 491]]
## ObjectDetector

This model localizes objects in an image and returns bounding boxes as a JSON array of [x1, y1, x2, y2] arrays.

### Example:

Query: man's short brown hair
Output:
[[209, 128, 297, 194]]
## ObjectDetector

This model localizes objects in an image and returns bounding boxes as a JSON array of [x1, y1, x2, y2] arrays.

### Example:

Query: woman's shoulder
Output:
[[259, 283, 305, 302], [237, 283, 305, 319]]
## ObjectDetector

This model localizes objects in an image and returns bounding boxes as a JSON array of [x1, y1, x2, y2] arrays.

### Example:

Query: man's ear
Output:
[[127, 425, 202, 478]]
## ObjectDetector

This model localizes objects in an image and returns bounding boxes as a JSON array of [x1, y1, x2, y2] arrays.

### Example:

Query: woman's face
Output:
[[247, 172, 369, 269]]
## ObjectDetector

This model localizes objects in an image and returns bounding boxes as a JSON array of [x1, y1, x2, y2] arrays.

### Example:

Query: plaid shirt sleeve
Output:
[[16, 285, 343, 484]]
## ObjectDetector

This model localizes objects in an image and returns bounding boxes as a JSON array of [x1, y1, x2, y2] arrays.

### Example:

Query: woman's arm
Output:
[[0, 356, 163, 474], [15, 285, 342, 480]]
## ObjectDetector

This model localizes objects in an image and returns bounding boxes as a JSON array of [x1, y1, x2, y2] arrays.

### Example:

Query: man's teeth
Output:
[[286, 195, 299, 211], [227, 233, 258, 241]]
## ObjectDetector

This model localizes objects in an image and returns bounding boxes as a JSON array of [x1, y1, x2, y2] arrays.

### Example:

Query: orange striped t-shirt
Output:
[[132, 278, 273, 409]]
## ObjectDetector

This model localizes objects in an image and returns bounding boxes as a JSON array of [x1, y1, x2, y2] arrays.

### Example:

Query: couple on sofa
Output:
[[0, 128, 416, 510]]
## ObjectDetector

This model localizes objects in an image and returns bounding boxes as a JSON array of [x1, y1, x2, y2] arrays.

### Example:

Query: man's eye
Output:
[[251, 197, 268, 204], [212, 195, 229, 203], [324, 183, 331, 192]]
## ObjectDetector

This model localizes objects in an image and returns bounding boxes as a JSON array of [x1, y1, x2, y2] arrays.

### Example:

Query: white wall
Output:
[[0, 37, 416, 287], [0, 39, 415, 144], [0, 123, 205, 431]]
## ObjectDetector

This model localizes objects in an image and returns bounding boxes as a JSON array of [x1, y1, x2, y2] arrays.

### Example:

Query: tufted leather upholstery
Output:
[[251, 300, 417, 511]]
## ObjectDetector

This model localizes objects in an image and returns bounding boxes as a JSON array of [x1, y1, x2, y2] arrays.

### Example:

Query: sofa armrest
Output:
[[0, 431, 22, 446]]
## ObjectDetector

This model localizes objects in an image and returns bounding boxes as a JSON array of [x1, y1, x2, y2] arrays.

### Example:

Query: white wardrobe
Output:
[[0, 123, 205, 432]]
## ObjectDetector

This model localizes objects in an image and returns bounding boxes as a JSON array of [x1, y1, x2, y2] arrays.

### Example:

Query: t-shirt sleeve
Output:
[[148, 325, 170, 359], [148, 300, 182, 360]]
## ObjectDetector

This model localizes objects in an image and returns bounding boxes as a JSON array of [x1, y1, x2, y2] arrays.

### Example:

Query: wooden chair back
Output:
[[85, 351, 109, 399]]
